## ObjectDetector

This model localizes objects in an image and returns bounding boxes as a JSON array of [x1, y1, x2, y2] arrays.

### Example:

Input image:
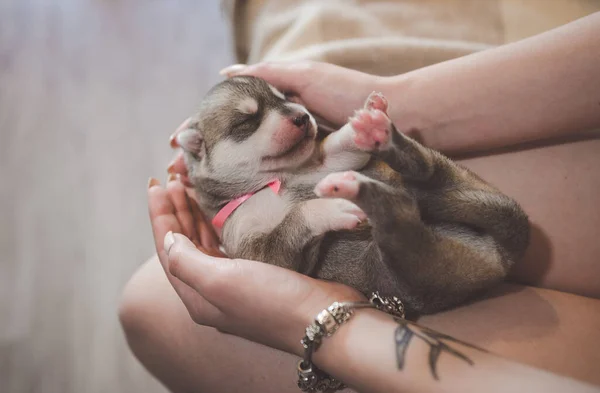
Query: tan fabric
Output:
[[223, 0, 600, 76]]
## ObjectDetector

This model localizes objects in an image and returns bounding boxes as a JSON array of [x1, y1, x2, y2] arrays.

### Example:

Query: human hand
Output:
[[147, 176, 366, 356], [148, 175, 221, 253], [220, 61, 383, 128]]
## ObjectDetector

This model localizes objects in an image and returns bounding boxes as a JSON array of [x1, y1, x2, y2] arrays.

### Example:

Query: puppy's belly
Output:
[[314, 227, 403, 296]]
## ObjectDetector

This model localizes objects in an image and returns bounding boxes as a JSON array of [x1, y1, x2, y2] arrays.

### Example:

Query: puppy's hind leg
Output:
[[315, 171, 508, 314]]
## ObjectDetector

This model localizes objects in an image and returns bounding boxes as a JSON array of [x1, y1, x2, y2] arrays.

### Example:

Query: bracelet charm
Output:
[[297, 360, 345, 392], [296, 293, 405, 392]]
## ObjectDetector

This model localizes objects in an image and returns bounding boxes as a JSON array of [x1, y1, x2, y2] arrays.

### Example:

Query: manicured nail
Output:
[[167, 173, 176, 182], [169, 134, 179, 148], [167, 161, 175, 174], [148, 177, 160, 188], [219, 64, 247, 76], [164, 231, 175, 255]]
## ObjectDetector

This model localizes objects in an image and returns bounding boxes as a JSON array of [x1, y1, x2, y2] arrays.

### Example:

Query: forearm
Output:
[[310, 310, 596, 393], [380, 12, 600, 155]]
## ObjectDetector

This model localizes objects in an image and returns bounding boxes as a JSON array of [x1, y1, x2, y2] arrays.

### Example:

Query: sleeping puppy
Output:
[[171, 76, 530, 314]]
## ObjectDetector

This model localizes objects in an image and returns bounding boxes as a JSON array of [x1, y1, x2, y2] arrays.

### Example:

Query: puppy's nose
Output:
[[292, 113, 309, 128]]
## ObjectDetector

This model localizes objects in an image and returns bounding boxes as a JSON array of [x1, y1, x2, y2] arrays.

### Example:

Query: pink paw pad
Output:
[[315, 171, 360, 199], [351, 109, 391, 151], [365, 92, 388, 113]]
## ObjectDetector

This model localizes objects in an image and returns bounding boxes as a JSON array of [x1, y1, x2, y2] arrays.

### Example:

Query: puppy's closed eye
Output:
[[232, 110, 261, 127]]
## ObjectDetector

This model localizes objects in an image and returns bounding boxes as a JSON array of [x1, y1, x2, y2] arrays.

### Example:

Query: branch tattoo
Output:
[[394, 319, 486, 380]]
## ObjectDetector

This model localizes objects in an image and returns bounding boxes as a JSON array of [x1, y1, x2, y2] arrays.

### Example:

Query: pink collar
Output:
[[212, 179, 281, 233]]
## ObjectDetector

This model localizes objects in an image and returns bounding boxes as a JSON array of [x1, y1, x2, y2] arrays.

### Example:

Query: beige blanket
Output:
[[223, 0, 599, 76]]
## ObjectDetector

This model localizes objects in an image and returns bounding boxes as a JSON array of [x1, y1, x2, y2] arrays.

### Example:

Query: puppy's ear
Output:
[[176, 127, 204, 157]]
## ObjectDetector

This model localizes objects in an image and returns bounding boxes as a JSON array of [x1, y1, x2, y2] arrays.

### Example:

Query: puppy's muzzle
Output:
[[292, 113, 309, 128], [290, 112, 313, 137]]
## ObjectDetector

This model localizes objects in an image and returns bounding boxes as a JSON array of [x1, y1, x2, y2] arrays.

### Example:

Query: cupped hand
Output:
[[220, 61, 383, 128], [148, 176, 365, 356]]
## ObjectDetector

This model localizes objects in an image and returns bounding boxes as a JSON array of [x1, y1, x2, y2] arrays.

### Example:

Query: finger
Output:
[[220, 62, 311, 94], [164, 232, 235, 295], [165, 175, 201, 247], [147, 180, 198, 289], [174, 245, 223, 325], [166, 152, 187, 174], [148, 178, 182, 262], [148, 180, 222, 322], [166, 153, 220, 250], [167, 152, 192, 186], [187, 188, 220, 251]]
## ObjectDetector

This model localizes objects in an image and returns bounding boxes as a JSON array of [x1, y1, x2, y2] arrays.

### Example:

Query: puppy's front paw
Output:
[[303, 198, 366, 235], [350, 108, 392, 152], [314, 171, 363, 200]]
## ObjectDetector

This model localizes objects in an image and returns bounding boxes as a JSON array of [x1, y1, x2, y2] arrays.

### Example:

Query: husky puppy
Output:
[[172, 76, 529, 314]]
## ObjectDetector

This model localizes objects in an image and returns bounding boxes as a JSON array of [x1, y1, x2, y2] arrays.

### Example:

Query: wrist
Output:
[[311, 307, 390, 361], [289, 284, 367, 358], [311, 308, 397, 393], [293, 292, 405, 392]]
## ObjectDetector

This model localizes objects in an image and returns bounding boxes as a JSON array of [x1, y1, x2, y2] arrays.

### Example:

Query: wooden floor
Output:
[[2, 1, 599, 393], [0, 1, 232, 392]]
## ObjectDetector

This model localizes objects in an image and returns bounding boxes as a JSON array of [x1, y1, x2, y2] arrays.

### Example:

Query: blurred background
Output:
[[3, 1, 600, 393], [1, 1, 232, 392]]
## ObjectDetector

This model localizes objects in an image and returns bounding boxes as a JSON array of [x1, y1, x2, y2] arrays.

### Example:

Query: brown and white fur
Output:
[[173, 76, 530, 315]]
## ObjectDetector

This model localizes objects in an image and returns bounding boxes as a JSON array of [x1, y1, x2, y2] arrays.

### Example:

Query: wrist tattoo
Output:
[[394, 319, 485, 380]]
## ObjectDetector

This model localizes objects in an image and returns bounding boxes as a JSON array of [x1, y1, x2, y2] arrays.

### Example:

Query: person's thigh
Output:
[[456, 137, 600, 298], [120, 256, 600, 392], [119, 255, 320, 393]]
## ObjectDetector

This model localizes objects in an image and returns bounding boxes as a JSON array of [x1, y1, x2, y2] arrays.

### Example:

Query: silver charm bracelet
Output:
[[297, 292, 406, 392]]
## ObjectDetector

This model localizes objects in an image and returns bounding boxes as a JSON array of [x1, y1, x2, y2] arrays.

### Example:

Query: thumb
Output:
[[164, 231, 232, 292], [219, 62, 312, 94]]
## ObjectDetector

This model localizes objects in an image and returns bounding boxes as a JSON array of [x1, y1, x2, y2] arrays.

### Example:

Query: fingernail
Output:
[[167, 173, 176, 182], [169, 134, 179, 148], [148, 177, 160, 188], [219, 64, 247, 76], [164, 231, 175, 255], [167, 161, 175, 173]]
